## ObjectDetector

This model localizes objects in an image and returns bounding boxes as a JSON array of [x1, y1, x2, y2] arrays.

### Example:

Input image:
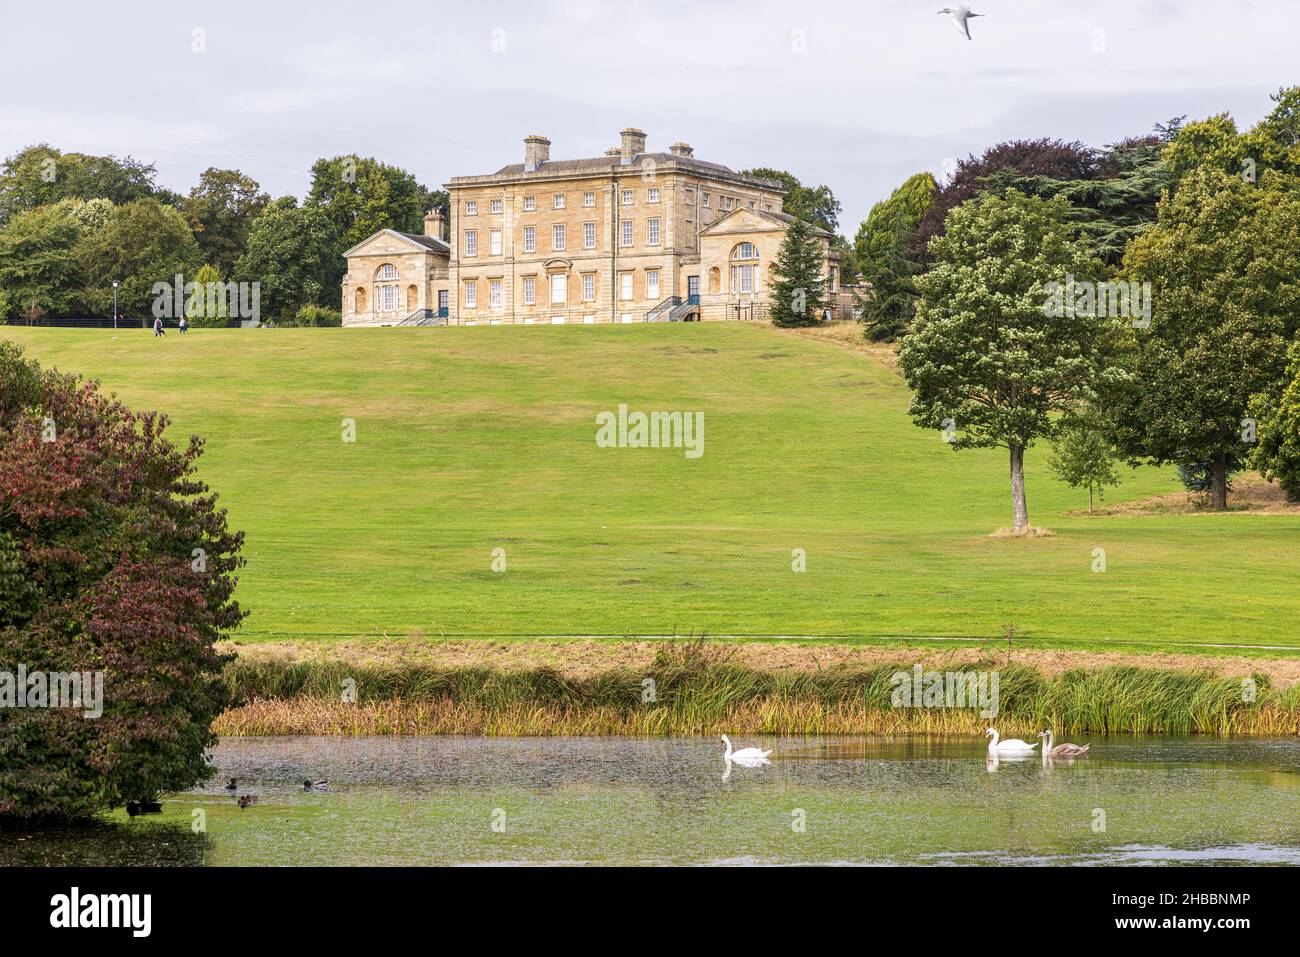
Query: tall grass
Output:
[[216, 648, 1300, 737]]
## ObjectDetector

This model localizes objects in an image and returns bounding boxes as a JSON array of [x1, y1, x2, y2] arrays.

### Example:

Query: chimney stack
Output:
[[604, 147, 621, 157], [620, 127, 647, 165], [669, 141, 694, 157], [524, 134, 551, 172], [424, 209, 444, 240]]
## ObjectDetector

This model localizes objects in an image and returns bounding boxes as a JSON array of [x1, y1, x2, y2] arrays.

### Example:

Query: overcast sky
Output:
[[1, 0, 1296, 233]]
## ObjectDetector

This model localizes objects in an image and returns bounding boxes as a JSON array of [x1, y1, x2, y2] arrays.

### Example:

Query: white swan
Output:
[[722, 734, 771, 762], [986, 727, 1038, 755]]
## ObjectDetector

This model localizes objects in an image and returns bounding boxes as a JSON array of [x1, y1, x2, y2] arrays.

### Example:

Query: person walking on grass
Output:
[[179, 315, 189, 335], [153, 316, 165, 337]]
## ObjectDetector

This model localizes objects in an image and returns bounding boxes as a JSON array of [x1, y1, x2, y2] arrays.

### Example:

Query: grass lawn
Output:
[[6, 323, 1299, 653]]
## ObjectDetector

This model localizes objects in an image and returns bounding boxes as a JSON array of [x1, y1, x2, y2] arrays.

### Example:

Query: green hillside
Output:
[[6, 323, 1298, 651]]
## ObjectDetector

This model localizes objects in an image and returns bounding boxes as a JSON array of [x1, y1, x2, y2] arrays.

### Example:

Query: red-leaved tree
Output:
[[0, 340, 244, 821], [911, 139, 1103, 262]]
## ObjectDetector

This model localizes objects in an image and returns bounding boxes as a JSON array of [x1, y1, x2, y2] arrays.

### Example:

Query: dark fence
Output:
[[6, 316, 243, 329]]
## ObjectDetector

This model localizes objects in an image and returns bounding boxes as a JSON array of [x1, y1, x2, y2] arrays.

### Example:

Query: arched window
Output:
[[730, 243, 759, 294], [373, 264, 400, 313], [708, 267, 721, 294], [406, 285, 419, 310], [355, 287, 368, 313]]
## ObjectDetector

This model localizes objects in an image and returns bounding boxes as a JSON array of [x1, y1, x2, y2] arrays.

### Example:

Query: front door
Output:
[[687, 275, 699, 299]]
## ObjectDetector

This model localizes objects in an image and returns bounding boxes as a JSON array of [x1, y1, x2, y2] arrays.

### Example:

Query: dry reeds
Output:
[[988, 525, 1057, 538], [214, 646, 1300, 737]]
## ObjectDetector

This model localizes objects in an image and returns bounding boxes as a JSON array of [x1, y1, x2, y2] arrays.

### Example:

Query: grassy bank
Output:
[[216, 644, 1300, 737], [9, 324, 1300, 649]]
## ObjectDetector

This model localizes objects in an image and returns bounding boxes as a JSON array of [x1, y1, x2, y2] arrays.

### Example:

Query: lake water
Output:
[[5, 735, 1300, 866]]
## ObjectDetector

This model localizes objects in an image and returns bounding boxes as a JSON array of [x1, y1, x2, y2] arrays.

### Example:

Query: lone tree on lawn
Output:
[[1048, 407, 1122, 513], [899, 189, 1127, 531], [0, 342, 245, 822], [770, 214, 828, 327]]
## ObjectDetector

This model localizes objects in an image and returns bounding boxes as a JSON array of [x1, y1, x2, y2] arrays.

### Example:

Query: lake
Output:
[[5, 735, 1300, 866]]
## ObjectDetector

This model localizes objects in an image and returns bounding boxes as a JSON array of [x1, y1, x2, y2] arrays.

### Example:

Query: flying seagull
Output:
[[939, 6, 983, 40]]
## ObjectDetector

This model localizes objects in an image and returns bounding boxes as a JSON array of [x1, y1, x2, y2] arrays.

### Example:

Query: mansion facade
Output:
[[342, 128, 851, 327]]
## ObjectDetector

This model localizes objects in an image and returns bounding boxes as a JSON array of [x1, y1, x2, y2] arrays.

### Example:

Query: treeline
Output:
[[0, 147, 854, 330], [851, 87, 1300, 518], [0, 146, 449, 326]]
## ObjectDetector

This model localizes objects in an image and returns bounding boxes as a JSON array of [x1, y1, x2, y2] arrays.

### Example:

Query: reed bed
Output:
[[215, 648, 1300, 737]]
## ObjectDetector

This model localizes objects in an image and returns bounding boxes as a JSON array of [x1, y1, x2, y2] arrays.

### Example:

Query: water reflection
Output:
[[2, 735, 1298, 866], [722, 754, 772, 781], [0, 819, 211, 866]]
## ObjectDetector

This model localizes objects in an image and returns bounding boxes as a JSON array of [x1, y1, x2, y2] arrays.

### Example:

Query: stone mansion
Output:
[[342, 128, 851, 327]]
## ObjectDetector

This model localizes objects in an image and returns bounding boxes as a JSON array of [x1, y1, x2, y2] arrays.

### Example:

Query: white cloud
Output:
[[0, 0, 1295, 231], [232, 89, 314, 116]]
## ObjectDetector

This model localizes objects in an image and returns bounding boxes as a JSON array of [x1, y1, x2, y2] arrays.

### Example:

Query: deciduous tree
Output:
[[185, 263, 229, 327], [76, 198, 199, 318], [912, 139, 1101, 261], [235, 201, 336, 322], [1252, 340, 1300, 502], [900, 190, 1125, 530], [305, 155, 427, 292], [1048, 408, 1122, 512], [182, 168, 269, 275], [0, 144, 158, 225], [1164, 87, 1300, 190], [0, 203, 84, 317], [0, 342, 245, 821], [1112, 168, 1300, 508]]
